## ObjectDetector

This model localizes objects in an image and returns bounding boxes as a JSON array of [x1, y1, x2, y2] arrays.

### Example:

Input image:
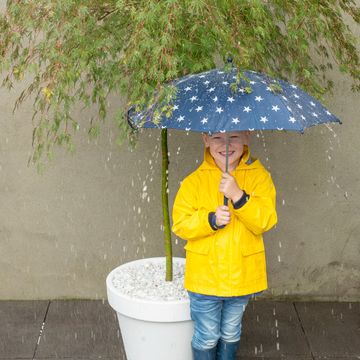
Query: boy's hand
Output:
[[215, 205, 231, 226], [219, 172, 244, 203]]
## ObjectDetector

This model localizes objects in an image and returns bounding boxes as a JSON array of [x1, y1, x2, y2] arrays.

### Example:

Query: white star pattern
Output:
[[132, 69, 339, 133]]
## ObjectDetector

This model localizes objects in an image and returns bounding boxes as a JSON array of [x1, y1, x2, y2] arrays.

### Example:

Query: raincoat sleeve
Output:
[[233, 170, 277, 235], [172, 176, 216, 241]]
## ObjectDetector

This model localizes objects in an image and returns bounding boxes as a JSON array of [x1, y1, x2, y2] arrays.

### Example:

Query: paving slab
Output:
[[35, 300, 125, 359], [237, 357, 312, 360], [314, 358, 360, 360], [0, 300, 49, 359], [295, 302, 360, 358], [238, 301, 312, 358]]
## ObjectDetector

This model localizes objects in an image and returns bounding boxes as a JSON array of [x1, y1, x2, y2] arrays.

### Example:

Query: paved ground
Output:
[[0, 300, 359, 360]]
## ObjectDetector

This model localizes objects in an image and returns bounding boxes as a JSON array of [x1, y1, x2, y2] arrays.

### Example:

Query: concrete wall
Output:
[[0, 4, 359, 300]]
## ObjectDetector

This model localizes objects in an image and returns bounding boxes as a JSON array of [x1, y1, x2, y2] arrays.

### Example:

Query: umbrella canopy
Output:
[[129, 68, 341, 133]]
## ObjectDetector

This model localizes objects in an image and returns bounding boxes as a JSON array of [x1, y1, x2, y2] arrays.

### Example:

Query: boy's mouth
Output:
[[219, 151, 234, 157]]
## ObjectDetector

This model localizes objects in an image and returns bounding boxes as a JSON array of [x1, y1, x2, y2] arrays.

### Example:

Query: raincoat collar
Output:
[[199, 145, 259, 171]]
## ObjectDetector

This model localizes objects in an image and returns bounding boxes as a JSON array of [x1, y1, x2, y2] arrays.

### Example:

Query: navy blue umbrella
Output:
[[128, 67, 341, 205], [129, 67, 341, 134]]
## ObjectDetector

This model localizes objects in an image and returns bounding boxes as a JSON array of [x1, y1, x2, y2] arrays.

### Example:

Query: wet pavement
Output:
[[0, 300, 359, 360]]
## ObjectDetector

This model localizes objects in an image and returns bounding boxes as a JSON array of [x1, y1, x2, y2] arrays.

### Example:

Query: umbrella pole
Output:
[[161, 129, 173, 281], [224, 133, 229, 206]]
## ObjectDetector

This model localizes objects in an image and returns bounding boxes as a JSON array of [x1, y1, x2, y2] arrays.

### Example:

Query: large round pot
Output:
[[106, 257, 193, 360]]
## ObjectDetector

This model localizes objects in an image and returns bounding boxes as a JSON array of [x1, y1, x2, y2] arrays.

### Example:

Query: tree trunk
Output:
[[161, 129, 173, 281]]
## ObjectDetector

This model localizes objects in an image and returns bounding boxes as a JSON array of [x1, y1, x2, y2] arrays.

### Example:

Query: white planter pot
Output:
[[106, 257, 193, 360]]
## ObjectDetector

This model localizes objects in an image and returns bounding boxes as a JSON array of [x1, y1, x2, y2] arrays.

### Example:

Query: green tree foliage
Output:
[[0, 0, 359, 163]]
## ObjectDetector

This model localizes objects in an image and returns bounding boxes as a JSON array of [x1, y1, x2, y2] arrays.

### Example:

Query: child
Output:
[[172, 131, 277, 360]]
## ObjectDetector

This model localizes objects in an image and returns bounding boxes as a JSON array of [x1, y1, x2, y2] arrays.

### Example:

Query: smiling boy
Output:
[[172, 131, 277, 360]]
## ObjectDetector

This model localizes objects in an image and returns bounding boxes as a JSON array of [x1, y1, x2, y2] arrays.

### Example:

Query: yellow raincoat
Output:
[[172, 147, 277, 296]]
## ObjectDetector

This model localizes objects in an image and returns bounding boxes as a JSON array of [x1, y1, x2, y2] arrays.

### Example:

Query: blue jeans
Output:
[[188, 292, 249, 351]]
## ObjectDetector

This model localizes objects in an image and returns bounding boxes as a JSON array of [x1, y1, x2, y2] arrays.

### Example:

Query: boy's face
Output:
[[202, 131, 250, 172]]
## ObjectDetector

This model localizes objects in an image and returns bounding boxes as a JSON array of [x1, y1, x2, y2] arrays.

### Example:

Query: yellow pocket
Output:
[[184, 237, 210, 255], [241, 237, 265, 256]]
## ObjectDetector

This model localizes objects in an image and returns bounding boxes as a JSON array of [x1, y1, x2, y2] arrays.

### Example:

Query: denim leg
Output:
[[220, 297, 248, 343], [188, 292, 222, 351]]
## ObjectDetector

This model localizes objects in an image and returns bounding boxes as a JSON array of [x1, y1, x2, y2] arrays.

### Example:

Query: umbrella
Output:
[[128, 67, 341, 204], [129, 67, 341, 133]]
